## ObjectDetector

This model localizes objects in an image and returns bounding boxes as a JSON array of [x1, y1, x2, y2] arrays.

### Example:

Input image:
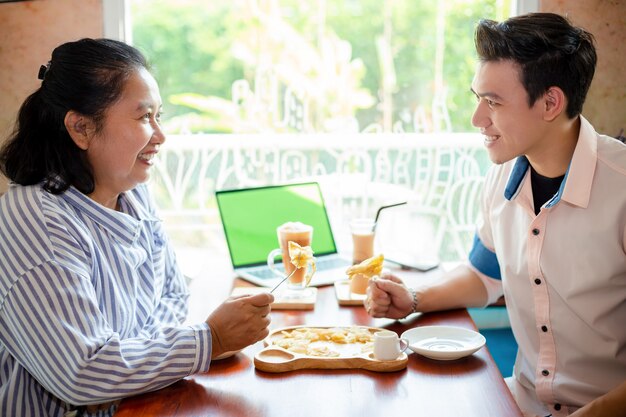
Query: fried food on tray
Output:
[[274, 327, 375, 357]]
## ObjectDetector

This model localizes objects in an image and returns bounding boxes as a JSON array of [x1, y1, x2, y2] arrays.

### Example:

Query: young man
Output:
[[365, 13, 626, 417]]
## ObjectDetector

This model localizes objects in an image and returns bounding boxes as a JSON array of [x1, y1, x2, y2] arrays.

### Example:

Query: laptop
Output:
[[215, 182, 352, 287]]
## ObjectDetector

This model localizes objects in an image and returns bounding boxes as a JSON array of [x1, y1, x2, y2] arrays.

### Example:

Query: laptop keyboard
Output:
[[249, 266, 282, 279], [316, 256, 352, 269]]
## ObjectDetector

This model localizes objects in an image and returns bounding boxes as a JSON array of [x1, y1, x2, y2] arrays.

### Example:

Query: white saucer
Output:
[[401, 326, 486, 361]]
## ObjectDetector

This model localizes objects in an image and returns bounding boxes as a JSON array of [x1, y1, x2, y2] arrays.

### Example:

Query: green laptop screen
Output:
[[216, 183, 338, 267]]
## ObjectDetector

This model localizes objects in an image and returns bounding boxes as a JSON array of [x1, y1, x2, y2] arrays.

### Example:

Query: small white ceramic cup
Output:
[[373, 330, 409, 361]]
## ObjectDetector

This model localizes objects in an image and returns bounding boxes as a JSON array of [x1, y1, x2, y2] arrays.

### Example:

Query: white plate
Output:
[[401, 326, 486, 361]]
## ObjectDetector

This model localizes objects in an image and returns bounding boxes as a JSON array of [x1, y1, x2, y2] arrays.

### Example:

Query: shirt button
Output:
[[554, 404, 562, 411], [542, 369, 549, 376], [532, 228, 540, 236], [541, 325, 548, 332], [534, 278, 542, 285]]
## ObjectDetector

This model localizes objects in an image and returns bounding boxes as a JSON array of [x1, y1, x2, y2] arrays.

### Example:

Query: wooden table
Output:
[[116, 267, 522, 417]]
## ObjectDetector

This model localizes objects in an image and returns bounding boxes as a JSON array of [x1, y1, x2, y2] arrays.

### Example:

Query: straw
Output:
[[269, 268, 297, 293], [373, 201, 408, 231]]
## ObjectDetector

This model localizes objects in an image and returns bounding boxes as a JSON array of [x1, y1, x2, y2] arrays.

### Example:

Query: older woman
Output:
[[0, 38, 273, 417]]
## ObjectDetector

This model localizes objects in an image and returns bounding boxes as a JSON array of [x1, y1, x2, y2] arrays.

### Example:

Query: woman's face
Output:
[[86, 68, 165, 208]]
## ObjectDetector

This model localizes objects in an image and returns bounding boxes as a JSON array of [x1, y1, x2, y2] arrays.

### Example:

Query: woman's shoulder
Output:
[[0, 183, 85, 245], [1, 183, 49, 219], [0, 184, 95, 273], [0, 184, 57, 271]]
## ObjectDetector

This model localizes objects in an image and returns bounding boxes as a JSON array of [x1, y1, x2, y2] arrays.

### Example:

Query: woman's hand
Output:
[[206, 292, 274, 358], [365, 274, 414, 319]]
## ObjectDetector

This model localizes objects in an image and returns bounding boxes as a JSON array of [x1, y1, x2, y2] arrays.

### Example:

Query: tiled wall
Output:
[[0, 0, 103, 193]]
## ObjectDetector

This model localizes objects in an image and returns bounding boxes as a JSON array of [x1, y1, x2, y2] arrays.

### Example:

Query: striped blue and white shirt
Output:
[[0, 183, 212, 417]]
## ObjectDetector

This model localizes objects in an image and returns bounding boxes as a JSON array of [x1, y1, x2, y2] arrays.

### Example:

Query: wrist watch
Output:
[[410, 288, 419, 313], [402, 288, 419, 319]]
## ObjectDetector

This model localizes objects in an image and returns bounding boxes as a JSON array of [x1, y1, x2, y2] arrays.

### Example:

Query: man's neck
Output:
[[527, 116, 580, 178]]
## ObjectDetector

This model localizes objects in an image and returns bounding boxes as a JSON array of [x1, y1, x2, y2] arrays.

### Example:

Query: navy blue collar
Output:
[[504, 156, 569, 208]]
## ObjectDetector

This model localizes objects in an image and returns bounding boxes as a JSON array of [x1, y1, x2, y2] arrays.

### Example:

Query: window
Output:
[[103, 1, 536, 272], [126, 0, 521, 134]]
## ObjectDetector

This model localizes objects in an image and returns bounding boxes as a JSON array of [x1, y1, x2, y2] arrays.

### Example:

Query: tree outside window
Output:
[[131, 0, 512, 135]]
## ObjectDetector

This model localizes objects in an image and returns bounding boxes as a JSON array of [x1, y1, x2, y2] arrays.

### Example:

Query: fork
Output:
[[270, 268, 298, 293]]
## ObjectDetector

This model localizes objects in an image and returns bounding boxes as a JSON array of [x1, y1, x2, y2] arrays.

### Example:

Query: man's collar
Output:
[[504, 156, 529, 201], [503, 116, 597, 209]]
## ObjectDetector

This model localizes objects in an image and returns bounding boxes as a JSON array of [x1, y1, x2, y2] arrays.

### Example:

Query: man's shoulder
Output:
[[596, 134, 626, 177]]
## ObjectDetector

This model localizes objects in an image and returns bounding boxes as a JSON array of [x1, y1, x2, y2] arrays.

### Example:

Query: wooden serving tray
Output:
[[254, 326, 408, 373]]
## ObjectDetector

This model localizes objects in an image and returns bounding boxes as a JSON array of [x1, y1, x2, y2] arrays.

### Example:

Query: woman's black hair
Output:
[[0, 38, 149, 194], [475, 13, 597, 118]]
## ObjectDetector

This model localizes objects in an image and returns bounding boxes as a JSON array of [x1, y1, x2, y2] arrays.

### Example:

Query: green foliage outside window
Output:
[[131, 0, 511, 134]]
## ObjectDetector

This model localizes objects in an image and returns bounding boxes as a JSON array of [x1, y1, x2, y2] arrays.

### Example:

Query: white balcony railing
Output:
[[149, 132, 489, 275]]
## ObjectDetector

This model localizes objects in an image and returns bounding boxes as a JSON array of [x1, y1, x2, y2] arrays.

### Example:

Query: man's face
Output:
[[470, 60, 547, 165]]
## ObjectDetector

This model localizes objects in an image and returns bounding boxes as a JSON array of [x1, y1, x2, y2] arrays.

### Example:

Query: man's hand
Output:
[[206, 292, 274, 358], [365, 274, 414, 319]]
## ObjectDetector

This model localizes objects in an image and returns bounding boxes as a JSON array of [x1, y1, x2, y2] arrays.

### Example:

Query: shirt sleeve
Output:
[[467, 165, 505, 305], [0, 261, 212, 406], [468, 233, 501, 279], [467, 259, 504, 306]]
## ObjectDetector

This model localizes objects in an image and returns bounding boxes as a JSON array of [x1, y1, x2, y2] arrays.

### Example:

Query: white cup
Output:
[[373, 330, 409, 361]]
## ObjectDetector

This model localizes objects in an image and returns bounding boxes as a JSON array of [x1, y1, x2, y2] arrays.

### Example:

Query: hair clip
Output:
[[38, 61, 51, 80]]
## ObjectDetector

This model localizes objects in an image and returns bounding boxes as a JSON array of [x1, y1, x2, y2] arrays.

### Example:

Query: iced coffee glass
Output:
[[267, 222, 314, 294], [349, 273, 370, 297], [350, 219, 375, 265]]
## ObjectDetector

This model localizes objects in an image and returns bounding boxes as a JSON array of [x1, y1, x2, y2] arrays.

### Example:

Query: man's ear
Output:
[[64, 111, 94, 150], [542, 86, 566, 122]]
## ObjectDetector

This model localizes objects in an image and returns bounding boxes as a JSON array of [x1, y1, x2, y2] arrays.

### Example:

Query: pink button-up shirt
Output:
[[468, 116, 626, 416]]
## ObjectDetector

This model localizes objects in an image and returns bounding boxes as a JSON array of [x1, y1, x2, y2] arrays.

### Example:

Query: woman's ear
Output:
[[64, 111, 95, 150], [542, 86, 567, 122]]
